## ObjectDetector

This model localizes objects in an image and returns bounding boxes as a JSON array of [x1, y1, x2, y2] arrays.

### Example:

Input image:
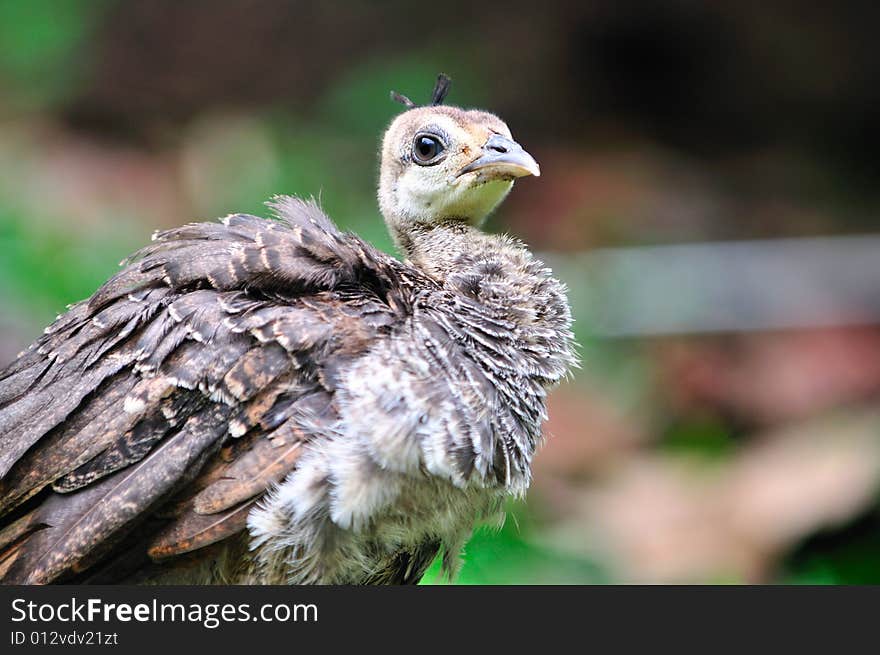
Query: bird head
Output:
[[378, 75, 540, 248]]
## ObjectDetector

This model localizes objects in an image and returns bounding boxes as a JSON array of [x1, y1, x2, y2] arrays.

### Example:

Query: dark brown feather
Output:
[[0, 196, 410, 584], [147, 499, 255, 561], [2, 405, 232, 584], [192, 423, 306, 515]]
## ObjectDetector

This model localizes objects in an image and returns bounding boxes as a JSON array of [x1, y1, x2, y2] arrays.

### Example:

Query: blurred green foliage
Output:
[[0, 0, 105, 108], [421, 502, 608, 585], [661, 416, 737, 462], [0, 204, 139, 322], [783, 514, 880, 584]]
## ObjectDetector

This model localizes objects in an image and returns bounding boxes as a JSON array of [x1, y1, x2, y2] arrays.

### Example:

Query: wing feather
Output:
[[192, 423, 307, 515], [147, 499, 255, 561], [2, 405, 232, 584], [0, 196, 409, 584]]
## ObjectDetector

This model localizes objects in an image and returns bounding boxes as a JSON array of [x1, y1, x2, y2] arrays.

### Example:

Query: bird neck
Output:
[[395, 217, 577, 491], [394, 221, 501, 281]]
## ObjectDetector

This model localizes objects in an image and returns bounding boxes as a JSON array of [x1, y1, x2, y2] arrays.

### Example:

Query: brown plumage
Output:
[[0, 76, 575, 584]]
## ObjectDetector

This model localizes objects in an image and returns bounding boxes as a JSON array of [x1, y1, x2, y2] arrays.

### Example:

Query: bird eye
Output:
[[412, 133, 446, 165]]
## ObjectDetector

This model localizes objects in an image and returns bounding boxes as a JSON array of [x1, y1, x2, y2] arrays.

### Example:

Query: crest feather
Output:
[[390, 73, 452, 110]]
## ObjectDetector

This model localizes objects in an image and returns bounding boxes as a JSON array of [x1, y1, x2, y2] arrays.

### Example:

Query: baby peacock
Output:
[[0, 75, 576, 584]]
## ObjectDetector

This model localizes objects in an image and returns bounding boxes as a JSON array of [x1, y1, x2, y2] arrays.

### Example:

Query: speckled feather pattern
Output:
[[0, 194, 574, 584]]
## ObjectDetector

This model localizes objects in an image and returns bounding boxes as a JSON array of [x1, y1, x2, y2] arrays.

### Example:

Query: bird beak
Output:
[[455, 134, 541, 180]]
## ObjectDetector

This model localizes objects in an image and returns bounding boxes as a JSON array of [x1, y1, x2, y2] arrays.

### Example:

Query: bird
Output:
[[0, 75, 576, 585]]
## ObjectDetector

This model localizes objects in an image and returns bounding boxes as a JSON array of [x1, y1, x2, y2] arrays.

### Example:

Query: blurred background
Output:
[[1, 0, 879, 583]]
